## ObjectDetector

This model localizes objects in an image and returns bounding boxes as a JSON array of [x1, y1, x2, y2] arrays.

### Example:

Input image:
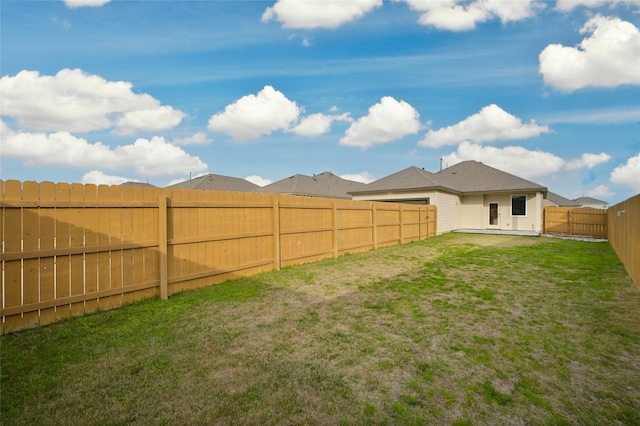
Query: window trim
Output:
[[511, 194, 527, 217]]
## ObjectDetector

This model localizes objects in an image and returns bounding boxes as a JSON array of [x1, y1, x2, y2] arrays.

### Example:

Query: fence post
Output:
[[332, 201, 338, 258], [568, 208, 573, 236], [399, 204, 404, 244], [158, 194, 168, 300], [273, 196, 281, 270], [372, 203, 378, 250]]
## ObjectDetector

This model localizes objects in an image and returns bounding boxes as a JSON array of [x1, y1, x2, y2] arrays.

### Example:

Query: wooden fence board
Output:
[[3, 181, 24, 333], [96, 185, 111, 311], [54, 183, 72, 320], [39, 182, 56, 326], [69, 184, 86, 316], [84, 184, 99, 313], [22, 182, 40, 329], [108, 185, 123, 308]]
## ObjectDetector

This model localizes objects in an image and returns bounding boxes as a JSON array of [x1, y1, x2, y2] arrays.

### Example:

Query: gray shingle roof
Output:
[[350, 161, 547, 195], [121, 181, 157, 188], [545, 191, 581, 206], [350, 166, 446, 193], [573, 196, 608, 206], [166, 173, 260, 192], [435, 161, 546, 193], [260, 171, 366, 199]]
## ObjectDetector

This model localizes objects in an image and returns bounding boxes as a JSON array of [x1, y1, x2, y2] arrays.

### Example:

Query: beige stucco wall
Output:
[[481, 192, 542, 232], [353, 190, 544, 233], [460, 195, 483, 229]]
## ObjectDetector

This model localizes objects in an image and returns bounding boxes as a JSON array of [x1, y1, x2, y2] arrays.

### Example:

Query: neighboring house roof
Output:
[[260, 171, 366, 199], [573, 196, 608, 207], [350, 161, 547, 196], [352, 166, 445, 193], [121, 181, 157, 188], [166, 173, 260, 192], [544, 191, 581, 207]]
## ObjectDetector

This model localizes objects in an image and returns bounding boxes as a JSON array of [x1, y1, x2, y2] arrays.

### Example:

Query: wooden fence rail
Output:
[[0, 180, 437, 334], [607, 194, 640, 287], [543, 207, 607, 238]]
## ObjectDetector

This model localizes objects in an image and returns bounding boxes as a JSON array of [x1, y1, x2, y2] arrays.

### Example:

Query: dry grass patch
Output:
[[2, 233, 639, 425]]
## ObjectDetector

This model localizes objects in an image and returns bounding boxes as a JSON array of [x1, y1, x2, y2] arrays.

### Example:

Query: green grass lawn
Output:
[[2, 233, 639, 425]]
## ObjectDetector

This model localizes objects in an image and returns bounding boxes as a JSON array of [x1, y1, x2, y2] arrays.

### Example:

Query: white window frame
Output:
[[511, 194, 527, 217]]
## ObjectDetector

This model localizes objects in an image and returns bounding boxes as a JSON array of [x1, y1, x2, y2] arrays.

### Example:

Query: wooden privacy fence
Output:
[[0, 180, 437, 334], [543, 207, 607, 238], [607, 194, 640, 287]]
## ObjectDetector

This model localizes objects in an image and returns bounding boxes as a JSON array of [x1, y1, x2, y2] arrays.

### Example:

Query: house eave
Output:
[[350, 186, 547, 197], [349, 186, 461, 197]]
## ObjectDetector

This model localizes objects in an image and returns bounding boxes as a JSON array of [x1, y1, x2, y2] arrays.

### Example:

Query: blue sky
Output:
[[1, 0, 639, 204]]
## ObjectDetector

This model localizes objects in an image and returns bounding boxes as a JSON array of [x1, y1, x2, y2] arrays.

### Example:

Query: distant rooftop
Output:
[[166, 173, 260, 192], [260, 171, 366, 199], [121, 181, 157, 188], [545, 191, 581, 207], [573, 196, 608, 206]]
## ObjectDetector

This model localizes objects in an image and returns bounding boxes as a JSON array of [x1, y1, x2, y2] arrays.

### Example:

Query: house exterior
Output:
[[259, 171, 366, 199], [573, 196, 608, 209], [543, 191, 581, 207], [166, 173, 260, 192], [349, 161, 547, 235]]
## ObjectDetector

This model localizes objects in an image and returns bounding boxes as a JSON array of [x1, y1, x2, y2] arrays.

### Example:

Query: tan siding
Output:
[[434, 192, 460, 233]]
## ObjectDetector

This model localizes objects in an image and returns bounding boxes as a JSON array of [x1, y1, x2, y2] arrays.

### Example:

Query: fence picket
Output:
[[54, 183, 72, 320], [39, 182, 56, 326], [3, 181, 24, 333]]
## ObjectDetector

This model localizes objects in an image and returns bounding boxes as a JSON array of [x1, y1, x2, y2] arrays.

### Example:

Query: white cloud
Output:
[[64, 0, 110, 8], [245, 175, 273, 187], [115, 106, 185, 136], [400, 0, 540, 31], [340, 171, 375, 184], [555, 0, 638, 11], [172, 132, 212, 145], [262, 0, 382, 29], [565, 152, 611, 170], [441, 141, 565, 178], [610, 153, 640, 192], [208, 86, 301, 142], [1, 121, 206, 177], [291, 112, 351, 137], [539, 15, 640, 92], [586, 184, 614, 198], [340, 96, 421, 149], [542, 107, 640, 124], [113, 137, 207, 177], [0, 69, 184, 134], [82, 170, 137, 186], [418, 104, 550, 148]]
